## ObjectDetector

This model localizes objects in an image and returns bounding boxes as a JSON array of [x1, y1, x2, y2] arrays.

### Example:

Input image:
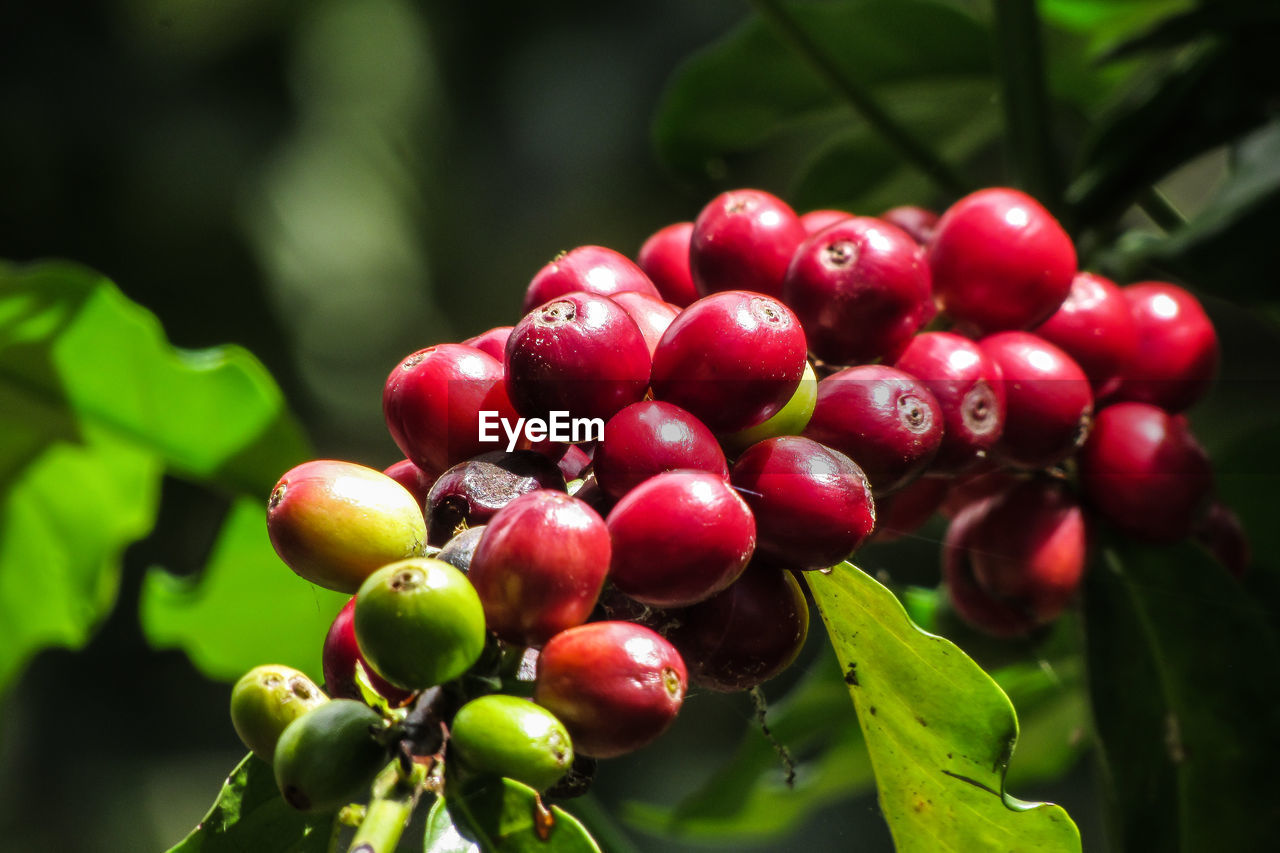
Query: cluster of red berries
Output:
[[232, 184, 1244, 815]]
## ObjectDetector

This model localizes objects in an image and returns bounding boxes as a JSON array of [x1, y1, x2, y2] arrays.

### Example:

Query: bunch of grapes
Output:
[[228, 185, 1242, 824]]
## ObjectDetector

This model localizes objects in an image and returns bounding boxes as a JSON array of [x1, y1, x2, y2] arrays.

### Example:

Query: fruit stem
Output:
[[749, 0, 969, 196], [345, 760, 427, 853], [991, 0, 1063, 214]]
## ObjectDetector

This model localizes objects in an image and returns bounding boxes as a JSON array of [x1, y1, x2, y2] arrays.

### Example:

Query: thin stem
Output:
[[1136, 186, 1187, 233], [346, 761, 427, 853], [992, 0, 1063, 211], [749, 0, 969, 196]]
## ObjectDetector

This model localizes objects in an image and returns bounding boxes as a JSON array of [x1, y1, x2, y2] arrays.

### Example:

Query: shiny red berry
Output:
[[942, 502, 1040, 638], [690, 189, 807, 298], [783, 216, 932, 365], [928, 187, 1076, 333], [979, 332, 1092, 470], [1033, 272, 1136, 399], [1077, 402, 1212, 542], [870, 474, 949, 543], [802, 365, 944, 493], [462, 326, 513, 362], [425, 450, 566, 546], [636, 222, 698, 307], [798, 208, 853, 234], [382, 458, 436, 513], [879, 205, 939, 246], [592, 401, 728, 501], [730, 436, 874, 569], [1111, 281, 1219, 413], [650, 290, 807, 433], [609, 291, 679, 357], [523, 245, 660, 314]]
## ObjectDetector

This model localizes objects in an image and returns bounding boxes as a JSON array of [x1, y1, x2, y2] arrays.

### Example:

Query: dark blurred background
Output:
[[0, 1, 1131, 850]]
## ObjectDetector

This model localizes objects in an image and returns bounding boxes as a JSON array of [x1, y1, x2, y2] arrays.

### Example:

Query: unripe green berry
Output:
[[720, 361, 818, 453], [273, 699, 387, 812], [354, 557, 487, 691], [267, 459, 428, 593], [450, 695, 574, 791], [230, 664, 327, 764]]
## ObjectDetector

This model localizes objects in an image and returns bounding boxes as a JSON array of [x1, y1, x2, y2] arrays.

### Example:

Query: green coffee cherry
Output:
[[267, 459, 428, 593], [354, 557, 487, 691], [273, 699, 388, 812], [230, 664, 327, 764], [449, 695, 574, 791]]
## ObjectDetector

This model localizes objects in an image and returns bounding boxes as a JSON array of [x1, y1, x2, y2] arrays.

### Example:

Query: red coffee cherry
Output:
[[869, 474, 949, 543], [662, 559, 810, 692], [382, 458, 436, 513], [1111, 281, 1219, 413], [505, 292, 651, 424], [468, 490, 611, 646], [523, 245, 660, 314], [928, 187, 1076, 333], [782, 216, 932, 365], [592, 401, 728, 501], [879, 205, 939, 246], [690, 188, 807, 298], [636, 222, 698, 307], [462, 326, 513, 363], [966, 478, 1088, 626], [978, 332, 1093, 470], [939, 461, 1021, 520], [942, 501, 1041, 638], [425, 450, 566, 546], [730, 436, 874, 569], [608, 291, 679, 356], [534, 621, 687, 758], [557, 444, 593, 482], [1033, 272, 1136, 399], [383, 344, 517, 475], [802, 364, 944, 494], [322, 598, 414, 706], [799, 208, 853, 234], [650, 290, 808, 433], [894, 331, 1006, 475], [1077, 402, 1213, 543], [606, 470, 755, 607]]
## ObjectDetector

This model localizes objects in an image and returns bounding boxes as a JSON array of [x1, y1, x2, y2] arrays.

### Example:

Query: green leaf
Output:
[[140, 497, 348, 683], [652, 0, 992, 188], [620, 647, 874, 842], [166, 754, 335, 853], [426, 777, 601, 853], [807, 563, 1081, 852], [0, 261, 309, 691], [1084, 540, 1280, 850]]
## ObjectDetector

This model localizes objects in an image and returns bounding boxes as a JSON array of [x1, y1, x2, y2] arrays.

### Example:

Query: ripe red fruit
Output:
[[782, 216, 932, 365], [1077, 402, 1213, 542], [606, 470, 756, 607], [978, 332, 1093, 470], [928, 187, 1076, 333], [879, 205, 939, 246], [557, 444, 593, 482], [462, 326, 513, 363], [383, 344, 517, 474], [608, 291, 679, 356], [942, 502, 1040, 638], [522, 245, 660, 314], [893, 331, 1006, 475], [1033, 272, 1136, 399], [690, 189, 807, 298], [382, 458, 436, 513], [730, 436, 874, 569], [650, 290, 807, 433], [636, 222, 698, 307], [505, 292, 651, 423], [798, 208, 853, 234], [870, 474, 949, 543], [663, 559, 810, 692], [966, 479, 1089, 625], [802, 364, 944, 493], [322, 598, 414, 706], [939, 462, 1021, 520], [592, 401, 728, 501], [534, 621, 687, 758], [468, 490, 611, 646], [1112, 281, 1219, 413], [425, 450, 566, 546]]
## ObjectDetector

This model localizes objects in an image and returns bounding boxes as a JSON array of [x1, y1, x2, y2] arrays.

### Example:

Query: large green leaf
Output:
[[0, 261, 308, 690], [652, 0, 993, 189], [425, 777, 600, 853], [166, 754, 335, 853], [140, 497, 348, 683], [807, 563, 1081, 852], [1084, 540, 1280, 850]]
